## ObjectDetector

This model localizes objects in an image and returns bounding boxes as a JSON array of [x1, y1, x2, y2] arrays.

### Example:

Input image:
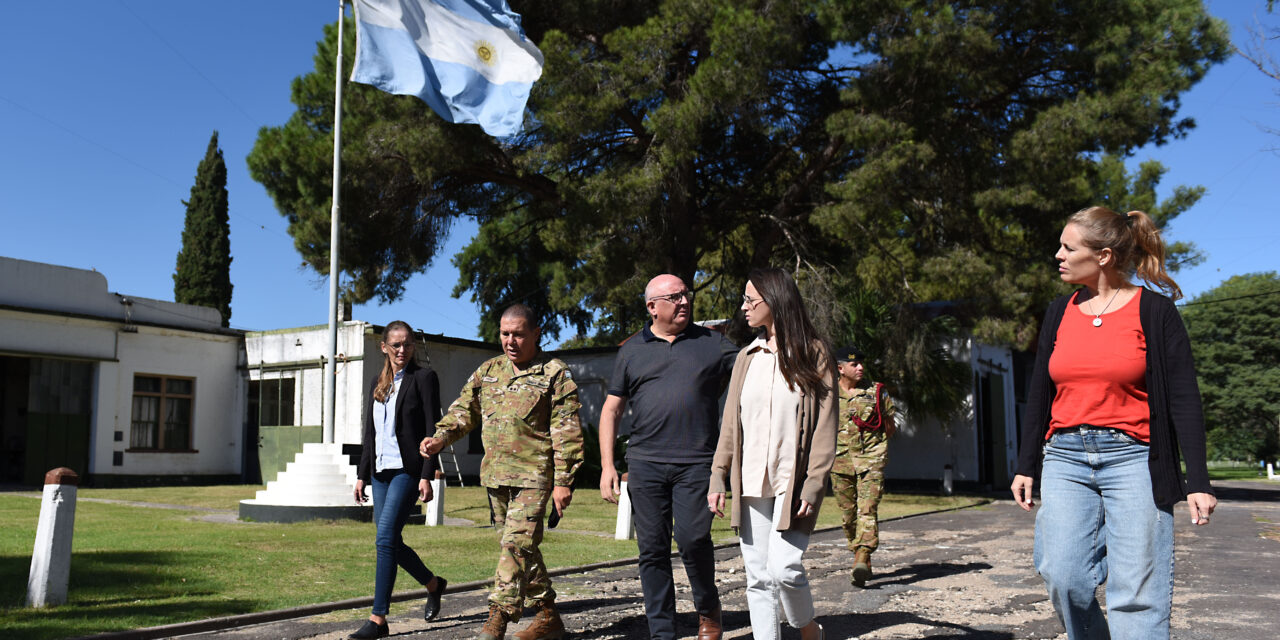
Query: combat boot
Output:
[[477, 604, 509, 640], [852, 548, 873, 588], [512, 602, 565, 640]]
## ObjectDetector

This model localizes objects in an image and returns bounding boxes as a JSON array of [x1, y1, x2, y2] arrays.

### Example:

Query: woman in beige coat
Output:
[[708, 267, 838, 640]]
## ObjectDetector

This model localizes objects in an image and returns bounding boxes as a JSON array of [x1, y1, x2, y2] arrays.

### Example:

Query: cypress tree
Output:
[[174, 131, 233, 326]]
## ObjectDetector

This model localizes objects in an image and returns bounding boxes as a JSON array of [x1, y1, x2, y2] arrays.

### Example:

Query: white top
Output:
[[738, 336, 801, 498]]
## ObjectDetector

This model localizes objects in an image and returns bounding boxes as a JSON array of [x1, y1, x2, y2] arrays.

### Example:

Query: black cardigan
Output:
[[1014, 288, 1214, 507], [357, 360, 442, 482]]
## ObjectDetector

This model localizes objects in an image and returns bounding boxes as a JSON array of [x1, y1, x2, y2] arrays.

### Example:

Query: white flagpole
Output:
[[323, 0, 345, 445]]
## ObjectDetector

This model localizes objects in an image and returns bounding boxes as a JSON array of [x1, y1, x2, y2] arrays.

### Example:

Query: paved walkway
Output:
[[163, 481, 1279, 640]]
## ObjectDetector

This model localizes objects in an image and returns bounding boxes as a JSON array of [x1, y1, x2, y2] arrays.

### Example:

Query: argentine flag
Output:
[[351, 0, 544, 138]]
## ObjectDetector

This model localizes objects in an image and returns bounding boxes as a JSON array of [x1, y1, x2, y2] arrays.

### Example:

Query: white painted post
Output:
[[27, 468, 79, 608], [614, 473, 635, 540], [942, 464, 954, 496], [426, 470, 446, 526]]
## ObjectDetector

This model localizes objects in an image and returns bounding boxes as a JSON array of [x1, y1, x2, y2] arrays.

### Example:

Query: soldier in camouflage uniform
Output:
[[420, 304, 583, 640], [829, 346, 895, 588]]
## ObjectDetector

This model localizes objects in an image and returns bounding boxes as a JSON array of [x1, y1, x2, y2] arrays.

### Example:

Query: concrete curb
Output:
[[71, 498, 992, 640]]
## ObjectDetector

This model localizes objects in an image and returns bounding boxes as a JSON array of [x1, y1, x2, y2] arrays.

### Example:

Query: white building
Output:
[[245, 323, 619, 484], [0, 257, 247, 486], [884, 339, 1021, 491]]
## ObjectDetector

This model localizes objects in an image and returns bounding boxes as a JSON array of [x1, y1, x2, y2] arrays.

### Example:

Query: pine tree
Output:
[[174, 131, 233, 326], [249, 1, 1228, 344]]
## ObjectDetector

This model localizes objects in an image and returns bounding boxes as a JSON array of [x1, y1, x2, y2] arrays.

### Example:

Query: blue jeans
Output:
[[370, 469, 435, 616], [627, 459, 720, 640], [1034, 427, 1174, 640]]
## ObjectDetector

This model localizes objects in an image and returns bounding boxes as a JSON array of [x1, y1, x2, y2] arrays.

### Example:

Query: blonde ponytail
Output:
[[1066, 206, 1182, 300]]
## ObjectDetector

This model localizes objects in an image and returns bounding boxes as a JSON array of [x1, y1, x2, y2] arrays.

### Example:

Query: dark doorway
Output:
[[3, 356, 94, 485], [1, 356, 30, 484], [976, 371, 1008, 489]]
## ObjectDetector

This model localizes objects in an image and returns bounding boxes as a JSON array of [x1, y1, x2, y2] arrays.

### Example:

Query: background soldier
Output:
[[829, 346, 895, 588], [421, 304, 583, 640]]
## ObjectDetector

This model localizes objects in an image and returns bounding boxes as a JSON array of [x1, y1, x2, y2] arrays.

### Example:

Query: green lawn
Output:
[[1206, 466, 1270, 482], [0, 486, 982, 639]]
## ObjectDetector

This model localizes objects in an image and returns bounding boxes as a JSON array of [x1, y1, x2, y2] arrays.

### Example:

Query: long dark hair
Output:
[[748, 267, 831, 396], [374, 320, 414, 403], [1068, 206, 1182, 299]]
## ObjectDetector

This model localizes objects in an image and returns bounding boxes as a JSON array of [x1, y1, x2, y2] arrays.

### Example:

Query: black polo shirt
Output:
[[608, 322, 740, 463]]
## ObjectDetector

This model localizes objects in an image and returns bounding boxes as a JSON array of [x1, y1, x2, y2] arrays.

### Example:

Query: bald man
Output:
[[598, 275, 739, 640]]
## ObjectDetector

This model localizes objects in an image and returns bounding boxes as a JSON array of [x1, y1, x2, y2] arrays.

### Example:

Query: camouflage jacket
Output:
[[433, 354, 583, 489], [832, 383, 895, 472]]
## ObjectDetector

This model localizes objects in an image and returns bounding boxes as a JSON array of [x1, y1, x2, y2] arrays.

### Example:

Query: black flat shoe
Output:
[[424, 576, 448, 621], [349, 619, 388, 639]]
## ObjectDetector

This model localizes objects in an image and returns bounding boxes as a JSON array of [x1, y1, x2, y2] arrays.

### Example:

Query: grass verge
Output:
[[0, 486, 981, 639]]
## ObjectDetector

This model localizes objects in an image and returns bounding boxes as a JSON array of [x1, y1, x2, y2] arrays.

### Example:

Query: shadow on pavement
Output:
[[826, 611, 1016, 639], [871, 561, 994, 588], [1212, 483, 1280, 503]]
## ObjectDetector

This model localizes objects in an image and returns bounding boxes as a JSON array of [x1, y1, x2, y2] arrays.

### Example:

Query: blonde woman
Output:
[[1011, 207, 1216, 639]]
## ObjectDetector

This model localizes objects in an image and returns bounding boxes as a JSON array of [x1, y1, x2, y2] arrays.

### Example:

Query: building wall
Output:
[[102, 327, 245, 477], [881, 338, 1019, 490], [1, 257, 246, 486]]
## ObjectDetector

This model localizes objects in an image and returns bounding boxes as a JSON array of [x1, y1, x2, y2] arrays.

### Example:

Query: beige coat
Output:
[[709, 344, 838, 533]]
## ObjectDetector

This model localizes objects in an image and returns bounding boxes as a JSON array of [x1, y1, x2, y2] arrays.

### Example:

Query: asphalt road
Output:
[[162, 480, 1279, 640]]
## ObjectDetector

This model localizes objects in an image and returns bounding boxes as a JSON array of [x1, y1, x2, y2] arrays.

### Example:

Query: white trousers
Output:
[[739, 495, 815, 640]]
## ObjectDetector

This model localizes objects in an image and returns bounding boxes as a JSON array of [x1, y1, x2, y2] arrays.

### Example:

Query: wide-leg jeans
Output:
[[1034, 427, 1174, 640]]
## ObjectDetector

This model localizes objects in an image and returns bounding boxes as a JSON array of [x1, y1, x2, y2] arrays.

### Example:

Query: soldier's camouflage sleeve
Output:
[[549, 366, 584, 487], [433, 367, 483, 448], [880, 385, 896, 426]]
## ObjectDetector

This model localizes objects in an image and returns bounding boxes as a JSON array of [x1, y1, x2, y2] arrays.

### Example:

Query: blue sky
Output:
[[2, 1, 1277, 343]]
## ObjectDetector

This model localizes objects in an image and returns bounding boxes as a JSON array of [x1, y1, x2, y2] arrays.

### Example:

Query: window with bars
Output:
[[130, 375, 194, 451]]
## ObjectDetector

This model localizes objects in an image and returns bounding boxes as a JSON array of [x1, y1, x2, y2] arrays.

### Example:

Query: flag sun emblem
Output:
[[474, 40, 496, 66]]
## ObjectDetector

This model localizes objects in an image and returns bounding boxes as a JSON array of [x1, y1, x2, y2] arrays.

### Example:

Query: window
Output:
[[130, 375, 194, 451], [249, 378, 296, 427]]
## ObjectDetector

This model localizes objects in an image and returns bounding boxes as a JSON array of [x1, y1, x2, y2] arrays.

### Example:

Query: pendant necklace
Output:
[[1089, 288, 1121, 327]]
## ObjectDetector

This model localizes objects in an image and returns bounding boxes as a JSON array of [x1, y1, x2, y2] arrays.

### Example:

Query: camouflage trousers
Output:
[[486, 485, 554, 621], [830, 430, 889, 553]]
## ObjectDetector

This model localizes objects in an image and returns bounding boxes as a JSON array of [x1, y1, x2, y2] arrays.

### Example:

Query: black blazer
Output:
[[1015, 288, 1213, 507], [358, 360, 443, 482]]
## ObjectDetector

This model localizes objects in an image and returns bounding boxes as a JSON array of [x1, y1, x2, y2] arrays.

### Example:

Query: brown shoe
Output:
[[696, 607, 723, 640], [852, 548, 873, 588], [477, 604, 509, 640], [512, 602, 565, 640]]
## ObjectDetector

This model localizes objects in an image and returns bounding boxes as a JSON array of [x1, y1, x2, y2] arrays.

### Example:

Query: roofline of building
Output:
[[0, 303, 245, 338]]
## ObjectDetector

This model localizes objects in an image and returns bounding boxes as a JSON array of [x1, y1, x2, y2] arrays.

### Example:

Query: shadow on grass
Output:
[[1, 551, 259, 640]]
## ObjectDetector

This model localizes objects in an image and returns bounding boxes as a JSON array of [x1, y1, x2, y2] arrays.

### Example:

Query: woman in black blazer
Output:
[[349, 321, 447, 639]]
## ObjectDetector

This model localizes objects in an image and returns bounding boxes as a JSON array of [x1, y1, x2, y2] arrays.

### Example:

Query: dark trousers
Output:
[[370, 468, 435, 616], [627, 459, 720, 640]]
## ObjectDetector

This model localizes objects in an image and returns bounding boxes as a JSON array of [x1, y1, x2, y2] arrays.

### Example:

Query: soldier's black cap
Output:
[[834, 345, 864, 363]]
